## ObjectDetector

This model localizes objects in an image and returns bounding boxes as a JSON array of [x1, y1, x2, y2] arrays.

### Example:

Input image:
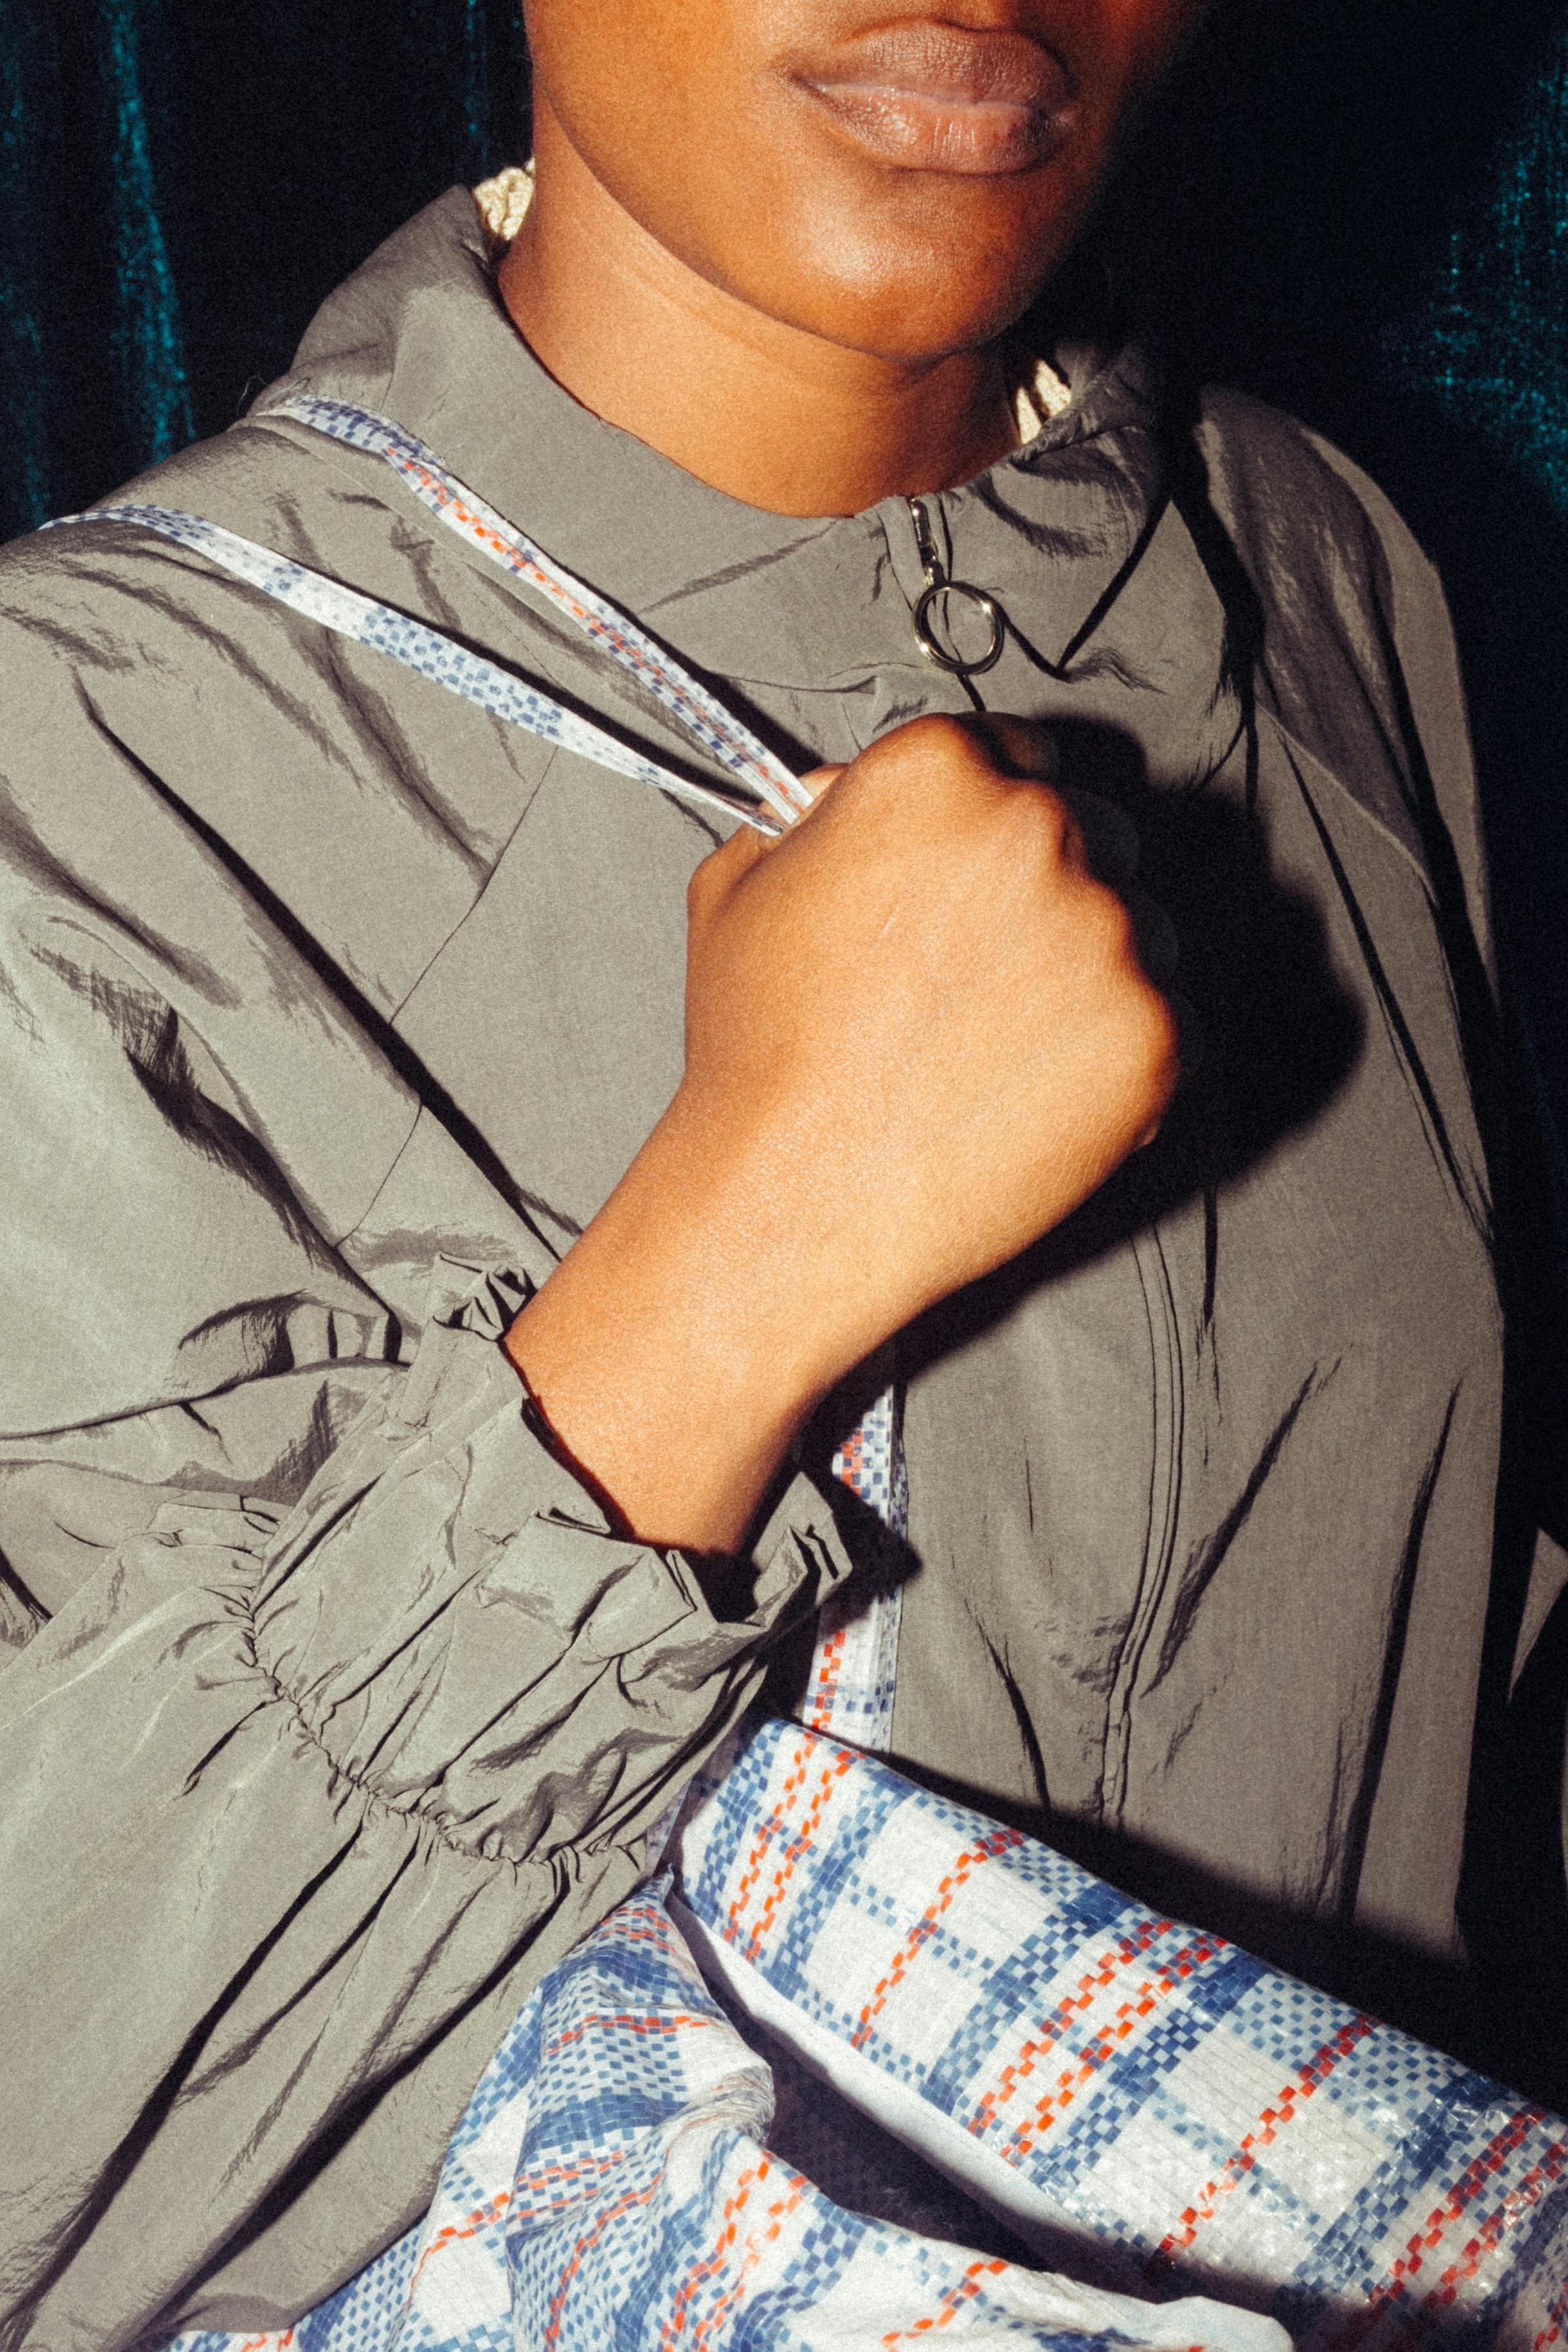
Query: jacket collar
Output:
[[268, 187, 1167, 687]]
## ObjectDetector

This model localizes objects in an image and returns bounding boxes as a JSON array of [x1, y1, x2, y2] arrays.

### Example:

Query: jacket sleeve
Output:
[[1343, 455, 1568, 1552], [0, 615, 853, 2346], [1316, 436, 1568, 2077]]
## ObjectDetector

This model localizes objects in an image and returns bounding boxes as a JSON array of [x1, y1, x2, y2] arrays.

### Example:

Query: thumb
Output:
[[796, 760, 848, 810], [700, 761, 847, 906], [689, 761, 843, 910]]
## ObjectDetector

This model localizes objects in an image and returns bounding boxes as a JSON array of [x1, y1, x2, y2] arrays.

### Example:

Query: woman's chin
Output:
[[739, 203, 1083, 366]]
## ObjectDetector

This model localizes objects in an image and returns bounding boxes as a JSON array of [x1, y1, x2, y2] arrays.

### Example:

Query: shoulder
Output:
[[1186, 383, 1491, 974], [0, 412, 336, 690], [1190, 383, 1446, 640], [0, 386, 434, 798], [0, 412, 364, 898], [0, 428, 341, 885]]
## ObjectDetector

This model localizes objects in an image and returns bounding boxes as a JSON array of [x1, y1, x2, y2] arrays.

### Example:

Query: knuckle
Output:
[[879, 712, 979, 786], [998, 781, 1077, 870], [903, 712, 973, 758], [1033, 787, 1080, 862], [1076, 885, 1180, 1112], [687, 848, 725, 919], [986, 716, 1058, 781], [1074, 873, 1137, 958], [1125, 982, 1182, 1111]]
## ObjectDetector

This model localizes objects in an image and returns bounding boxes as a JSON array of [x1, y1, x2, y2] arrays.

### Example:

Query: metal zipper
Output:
[[908, 495, 944, 599], [905, 495, 1006, 700], [1101, 1223, 1186, 1820]]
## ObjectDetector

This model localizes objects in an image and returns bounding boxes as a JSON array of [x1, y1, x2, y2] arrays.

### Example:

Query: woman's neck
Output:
[[496, 109, 1020, 520]]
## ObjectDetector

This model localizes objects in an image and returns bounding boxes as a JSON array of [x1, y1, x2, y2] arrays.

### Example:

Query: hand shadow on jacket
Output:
[[888, 703, 1568, 2103]]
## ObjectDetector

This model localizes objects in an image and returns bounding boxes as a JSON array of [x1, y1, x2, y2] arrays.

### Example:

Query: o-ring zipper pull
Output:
[[908, 496, 1006, 680]]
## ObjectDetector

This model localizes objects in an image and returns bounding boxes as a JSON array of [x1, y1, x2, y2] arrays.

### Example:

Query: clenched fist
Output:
[[507, 714, 1178, 1550]]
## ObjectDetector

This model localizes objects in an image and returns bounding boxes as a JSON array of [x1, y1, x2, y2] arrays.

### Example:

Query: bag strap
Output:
[[264, 392, 814, 829]]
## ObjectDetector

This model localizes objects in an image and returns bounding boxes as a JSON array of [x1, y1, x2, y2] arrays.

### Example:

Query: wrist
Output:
[[502, 1092, 858, 1551]]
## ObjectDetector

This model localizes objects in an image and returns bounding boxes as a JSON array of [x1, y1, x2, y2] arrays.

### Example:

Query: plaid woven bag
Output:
[[174, 1377, 1568, 2352]]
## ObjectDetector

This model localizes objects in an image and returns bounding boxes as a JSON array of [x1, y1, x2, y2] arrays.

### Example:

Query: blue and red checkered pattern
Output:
[[804, 1371, 906, 1751], [674, 1718, 1568, 2352], [172, 1714, 1568, 2351], [172, 1871, 1295, 2352], [167, 1365, 1568, 2352]]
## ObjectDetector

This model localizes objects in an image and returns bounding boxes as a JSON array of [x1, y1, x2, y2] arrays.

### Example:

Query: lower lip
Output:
[[798, 78, 1074, 174]]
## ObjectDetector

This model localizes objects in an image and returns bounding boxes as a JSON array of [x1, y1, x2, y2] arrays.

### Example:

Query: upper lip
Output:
[[792, 21, 1072, 114]]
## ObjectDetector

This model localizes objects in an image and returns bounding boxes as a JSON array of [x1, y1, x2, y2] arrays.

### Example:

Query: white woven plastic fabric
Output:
[[672, 1719, 1568, 2352], [171, 1724, 1568, 2352]]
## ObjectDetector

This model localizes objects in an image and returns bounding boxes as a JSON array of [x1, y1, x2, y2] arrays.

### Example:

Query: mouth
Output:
[[791, 21, 1077, 176]]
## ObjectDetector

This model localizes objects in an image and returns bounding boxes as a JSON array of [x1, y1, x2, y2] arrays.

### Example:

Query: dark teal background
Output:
[[2, 0, 1565, 1133]]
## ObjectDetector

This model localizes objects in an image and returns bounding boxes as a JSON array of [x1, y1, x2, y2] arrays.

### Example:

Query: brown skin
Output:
[[503, 4, 1198, 1551], [501, 0, 1203, 515]]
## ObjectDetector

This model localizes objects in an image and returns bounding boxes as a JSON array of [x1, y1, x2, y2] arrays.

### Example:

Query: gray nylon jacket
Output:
[[0, 188, 1562, 2346]]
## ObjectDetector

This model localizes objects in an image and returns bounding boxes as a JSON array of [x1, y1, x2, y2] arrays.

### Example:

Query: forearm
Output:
[[503, 1087, 865, 1553]]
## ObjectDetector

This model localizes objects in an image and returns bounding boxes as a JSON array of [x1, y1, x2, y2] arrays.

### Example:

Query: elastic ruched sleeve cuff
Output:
[[255, 1254, 854, 1862], [0, 1254, 854, 2349]]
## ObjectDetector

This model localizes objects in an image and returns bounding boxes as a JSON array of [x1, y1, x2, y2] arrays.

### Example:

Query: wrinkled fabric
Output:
[[0, 184, 1556, 2342], [0, 1260, 848, 2349]]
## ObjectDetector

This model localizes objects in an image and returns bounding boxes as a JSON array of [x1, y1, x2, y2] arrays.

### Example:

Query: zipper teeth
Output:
[[1103, 1227, 1185, 1819], [908, 495, 941, 584]]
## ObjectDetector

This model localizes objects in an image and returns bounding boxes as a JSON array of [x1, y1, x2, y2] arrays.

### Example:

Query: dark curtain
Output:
[[0, 0, 527, 529], [1, 0, 1565, 1130], [1111, 0, 1568, 1157]]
